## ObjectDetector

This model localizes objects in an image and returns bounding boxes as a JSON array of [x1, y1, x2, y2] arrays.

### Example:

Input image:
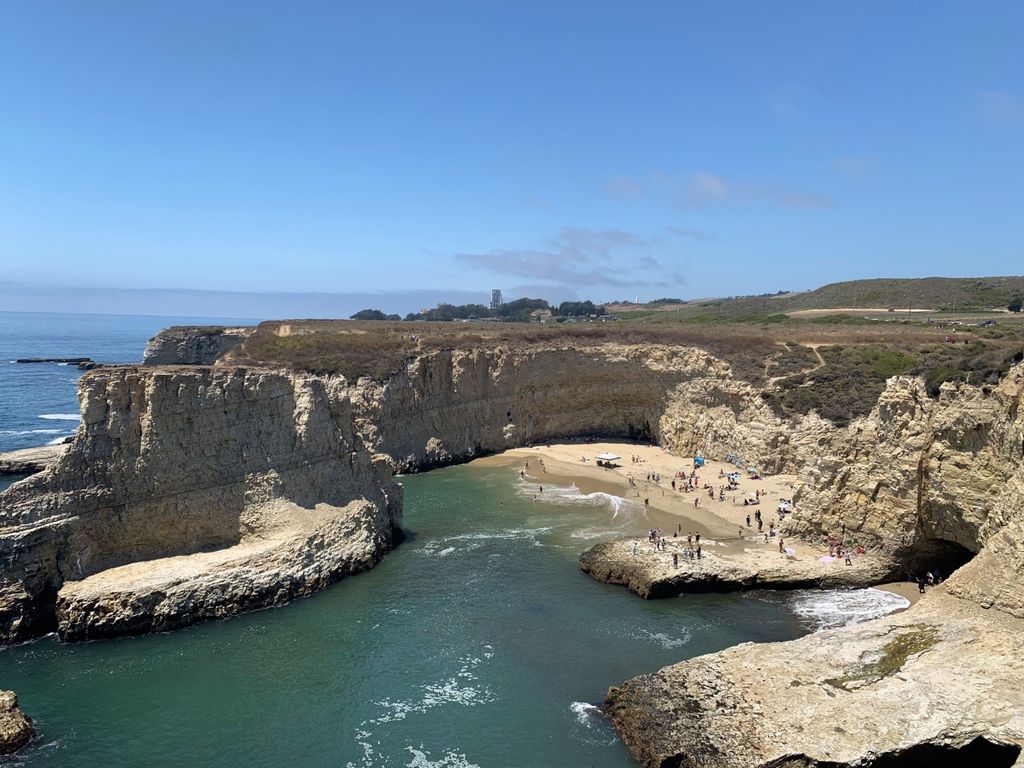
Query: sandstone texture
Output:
[[0, 444, 68, 475], [142, 326, 253, 365], [606, 592, 1024, 768], [353, 344, 734, 471], [0, 690, 33, 754], [603, 363, 1024, 766], [0, 366, 400, 643], [4, 323, 1024, 765], [579, 539, 892, 598]]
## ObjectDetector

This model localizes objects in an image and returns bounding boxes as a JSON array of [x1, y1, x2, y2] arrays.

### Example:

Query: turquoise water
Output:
[[0, 464, 810, 768]]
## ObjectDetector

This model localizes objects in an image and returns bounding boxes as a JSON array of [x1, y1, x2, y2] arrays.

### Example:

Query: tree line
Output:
[[350, 298, 608, 322]]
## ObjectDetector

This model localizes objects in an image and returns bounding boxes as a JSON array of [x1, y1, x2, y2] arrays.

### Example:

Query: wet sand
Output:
[[876, 580, 924, 606], [473, 440, 802, 549]]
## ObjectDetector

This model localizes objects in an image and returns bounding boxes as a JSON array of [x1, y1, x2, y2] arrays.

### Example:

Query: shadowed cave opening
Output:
[[896, 537, 975, 582], [808, 736, 1022, 767]]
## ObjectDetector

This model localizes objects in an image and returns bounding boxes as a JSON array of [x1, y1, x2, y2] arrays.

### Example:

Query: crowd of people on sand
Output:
[[520, 447, 849, 567]]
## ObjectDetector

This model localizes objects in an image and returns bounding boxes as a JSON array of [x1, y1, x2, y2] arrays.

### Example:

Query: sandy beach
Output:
[[473, 439, 801, 545], [474, 440, 928, 608]]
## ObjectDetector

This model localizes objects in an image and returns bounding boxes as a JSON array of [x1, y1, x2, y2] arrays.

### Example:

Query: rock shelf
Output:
[[579, 538, 894, 598]]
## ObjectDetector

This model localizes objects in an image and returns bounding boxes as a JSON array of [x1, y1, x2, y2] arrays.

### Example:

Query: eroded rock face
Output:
[[0, 691, 33, 755], [605, 593, 1024, 768], [353, 344, 736, 471], [604, 363, 1024, 766], [0, 366, 401, 643], [142, 326, 253, 365]]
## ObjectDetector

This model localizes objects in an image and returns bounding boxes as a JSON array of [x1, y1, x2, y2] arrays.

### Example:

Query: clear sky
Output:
[[2, 1, 1022, 313]]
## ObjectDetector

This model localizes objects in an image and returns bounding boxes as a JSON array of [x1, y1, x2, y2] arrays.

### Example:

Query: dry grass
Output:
[[231, 317, 1024, 425]]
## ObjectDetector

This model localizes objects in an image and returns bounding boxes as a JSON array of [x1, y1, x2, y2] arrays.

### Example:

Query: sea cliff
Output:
[[601, 364, 1024, 766], [0, 366, 401, 643], [2, 323, 1023, 763]]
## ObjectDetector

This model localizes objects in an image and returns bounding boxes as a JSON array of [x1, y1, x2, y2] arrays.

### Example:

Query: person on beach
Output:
[[845, 551, 853, 566], [746, 514, 751, 527], [694, 497, 699, 509], [673, 552, 678, 567], [695, 532, 701, 545], [696, 544, 702, 559], [632, 542, 638, 557], [687, 533, 693, 547], [778, 537, 784, 553]]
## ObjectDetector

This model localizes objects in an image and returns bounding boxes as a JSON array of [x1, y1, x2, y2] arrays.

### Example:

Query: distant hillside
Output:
[[662, 276, 1024, 320], [782, 276, 1024, 312]]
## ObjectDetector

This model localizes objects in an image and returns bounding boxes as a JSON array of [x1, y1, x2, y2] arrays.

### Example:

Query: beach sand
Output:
[[472, 439, 805, 552]]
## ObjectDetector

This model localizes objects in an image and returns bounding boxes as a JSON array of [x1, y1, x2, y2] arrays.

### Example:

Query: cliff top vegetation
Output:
[[229, 313, 1024, 427]]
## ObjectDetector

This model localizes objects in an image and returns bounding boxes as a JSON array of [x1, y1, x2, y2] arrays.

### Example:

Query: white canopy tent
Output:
[[595, 452, 621, 462]]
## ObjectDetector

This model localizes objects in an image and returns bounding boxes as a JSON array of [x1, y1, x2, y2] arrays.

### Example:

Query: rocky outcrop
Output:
[[603, 363, 1024, 767], [0, 691, 33, 754], [0, 444, 68, 475], [579, 539, 893, 598], [605, 592, 1024, 768], [142, 326, 253, 365], [0, 366, 401, 643]]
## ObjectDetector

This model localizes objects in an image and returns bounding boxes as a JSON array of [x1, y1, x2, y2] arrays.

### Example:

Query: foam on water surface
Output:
[[789, 588, 911, 630]]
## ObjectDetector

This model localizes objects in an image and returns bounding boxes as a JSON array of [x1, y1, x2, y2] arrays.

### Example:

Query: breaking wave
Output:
[[37, 414, 80, 421], [789, 588, 911, 630]]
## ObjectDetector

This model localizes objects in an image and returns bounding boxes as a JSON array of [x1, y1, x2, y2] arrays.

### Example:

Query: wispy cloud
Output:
[[454, 227, 685, 288], [665, 225, 715, 241], [606, 171, 832, 210], [974, 90, 1023, 126]]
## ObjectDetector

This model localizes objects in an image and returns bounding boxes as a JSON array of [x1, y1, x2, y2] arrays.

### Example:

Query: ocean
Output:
[[0, 312, 258, 454], [0, 312, 909, 767]]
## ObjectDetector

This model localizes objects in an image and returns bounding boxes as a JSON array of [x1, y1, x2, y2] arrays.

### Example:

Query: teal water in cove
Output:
[[0, 312, 910, 767], [0, 464, 812, 768]]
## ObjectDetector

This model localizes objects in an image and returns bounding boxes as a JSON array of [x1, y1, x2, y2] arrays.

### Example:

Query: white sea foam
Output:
[[789, 588, 911, 630], [46, 437, 70, 445], [568, 701, 618, 745], [0, 428, 65, 435], [570, 700, 603, 727], [405, 746, 481, 768], [38, 414, 80, 421], [635, 627, 692, 649], [516, 478, 642, 522], [422, 527, 553, 556]]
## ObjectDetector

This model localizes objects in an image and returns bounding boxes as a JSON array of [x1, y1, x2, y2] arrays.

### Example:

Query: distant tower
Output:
[[490, 289, 503, 310]]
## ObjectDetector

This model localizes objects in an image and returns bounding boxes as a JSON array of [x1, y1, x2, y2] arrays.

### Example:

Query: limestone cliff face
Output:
[[788, 368, 1024, 581], [605, 362, 1024, 767], [352, 344, 733, 470], [143, 326, 253, 365], [0, 366, 401, 643]]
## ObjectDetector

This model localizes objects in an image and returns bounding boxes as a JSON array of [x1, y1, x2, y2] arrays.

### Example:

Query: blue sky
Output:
[[2, 1, 1022, 314]]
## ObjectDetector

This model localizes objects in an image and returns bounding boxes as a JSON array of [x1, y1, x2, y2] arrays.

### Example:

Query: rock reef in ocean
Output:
[[0, 690, 33, 755]]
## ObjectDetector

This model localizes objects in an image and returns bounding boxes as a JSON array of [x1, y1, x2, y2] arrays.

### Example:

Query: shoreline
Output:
[[473, 440, 802, 548], [474, 441, 926, 609]]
